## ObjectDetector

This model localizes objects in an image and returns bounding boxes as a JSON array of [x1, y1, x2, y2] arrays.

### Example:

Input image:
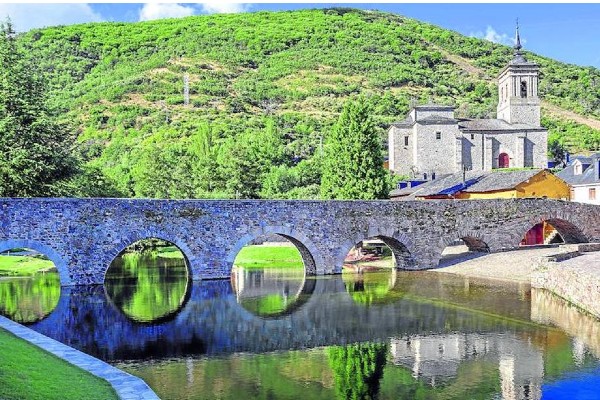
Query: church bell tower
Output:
[[496, 23, 541, 126]]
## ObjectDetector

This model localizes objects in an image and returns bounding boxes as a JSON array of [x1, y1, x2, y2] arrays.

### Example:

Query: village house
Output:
[[389, 169, 570, 201], [556, 154, 600, 205], [388, 26, 548, 179]]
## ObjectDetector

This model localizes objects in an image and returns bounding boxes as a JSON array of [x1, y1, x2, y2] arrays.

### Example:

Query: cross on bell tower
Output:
[[496, 20, 541, 126]]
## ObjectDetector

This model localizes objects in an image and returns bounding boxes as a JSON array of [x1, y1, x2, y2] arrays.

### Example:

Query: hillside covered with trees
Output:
[[11, 8, 600, 198]]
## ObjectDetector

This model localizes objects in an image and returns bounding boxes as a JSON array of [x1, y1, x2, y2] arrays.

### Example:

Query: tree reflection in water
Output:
[[104, 251, 189, 323], [0, 273, 60, 323], [328, 342, 388, 400]]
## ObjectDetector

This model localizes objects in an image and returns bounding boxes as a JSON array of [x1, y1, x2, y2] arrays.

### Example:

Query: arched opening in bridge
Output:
[[231, 233, 313, 318], [341, 236, 408, 305], [520, 219, 585, 246], [438, 237, 490, 267], [104, 238, 190, 323], [0, 247, 60, 323]]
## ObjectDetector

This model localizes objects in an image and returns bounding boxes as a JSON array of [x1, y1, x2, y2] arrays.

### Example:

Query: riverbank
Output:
[[0, 325, 118, 400], [0, 255, 55, 276], [532, 252, 600, 319], [437, 244, 600, 320], [436, 246, 561, 283]]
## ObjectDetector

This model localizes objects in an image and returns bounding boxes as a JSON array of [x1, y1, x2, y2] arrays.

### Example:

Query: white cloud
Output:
[[139, 3, 196, 22], [470, 26, 524, 47], [0, 4, 103, 32], [199, 3, 250, 14]]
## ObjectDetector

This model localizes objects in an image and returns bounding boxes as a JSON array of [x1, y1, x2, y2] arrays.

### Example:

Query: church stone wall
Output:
[[461, 134, 484, 171], [388, 126, 414, 176], [414, 123, 460, 176]]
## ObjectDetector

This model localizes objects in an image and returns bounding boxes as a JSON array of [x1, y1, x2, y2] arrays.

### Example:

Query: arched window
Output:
[[520, 81, 527, 98], [499, 153, 510, 168]]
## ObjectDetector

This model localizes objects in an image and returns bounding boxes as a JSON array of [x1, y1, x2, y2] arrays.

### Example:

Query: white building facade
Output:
[[388, 29, 548, 178]]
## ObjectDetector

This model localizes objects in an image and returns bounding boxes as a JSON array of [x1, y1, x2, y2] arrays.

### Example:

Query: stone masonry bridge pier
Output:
[[1, 198, 600, 286]]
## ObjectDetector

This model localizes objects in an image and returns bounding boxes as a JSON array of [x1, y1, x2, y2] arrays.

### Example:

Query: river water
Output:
[[1, 253, 600, 400]]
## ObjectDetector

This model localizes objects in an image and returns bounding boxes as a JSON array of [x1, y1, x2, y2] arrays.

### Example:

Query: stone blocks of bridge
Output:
[[1, 198, 599, 286]]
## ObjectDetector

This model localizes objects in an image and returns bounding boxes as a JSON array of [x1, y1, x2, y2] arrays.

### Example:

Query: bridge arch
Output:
[[436, 232, 491, 267], [334, 227, 416, 274], [516, 215, 589, 247], [102, 230, 196, 283], [226, 226, 323, 275], [438, 231, 491, 253], [0, 239, 71, 286]]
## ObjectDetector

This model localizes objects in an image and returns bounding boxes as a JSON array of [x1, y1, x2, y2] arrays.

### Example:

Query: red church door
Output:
[[498, 153, 509, 168]]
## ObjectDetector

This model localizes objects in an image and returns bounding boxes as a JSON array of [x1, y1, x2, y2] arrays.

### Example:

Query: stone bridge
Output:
[[1, 198, 599, 286]]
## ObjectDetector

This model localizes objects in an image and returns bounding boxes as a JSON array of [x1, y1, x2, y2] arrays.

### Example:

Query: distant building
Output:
[[556, 153, 600, 204], [388, 25, 547, 178], [390, 169, 570, 201]]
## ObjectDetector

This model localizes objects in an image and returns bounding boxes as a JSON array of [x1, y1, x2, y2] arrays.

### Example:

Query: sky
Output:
[[1, 3, 600, 68]]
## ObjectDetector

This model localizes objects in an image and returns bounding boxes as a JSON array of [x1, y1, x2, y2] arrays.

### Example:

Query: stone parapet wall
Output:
[[532, 252, 600, 319]]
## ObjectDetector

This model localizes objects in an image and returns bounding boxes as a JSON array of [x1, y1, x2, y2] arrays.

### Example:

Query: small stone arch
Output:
[[436, 232, 491, 267], [226, 226, 323, 275], [334, 227, 416, 274], [517, 216, 588, 246], [0, 239, 71, 286], [102, 231, 196, 284]]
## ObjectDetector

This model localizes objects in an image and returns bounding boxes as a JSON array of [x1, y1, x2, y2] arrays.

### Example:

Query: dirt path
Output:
[[436, 247, 562, 283], [541, 101, 600, 131]]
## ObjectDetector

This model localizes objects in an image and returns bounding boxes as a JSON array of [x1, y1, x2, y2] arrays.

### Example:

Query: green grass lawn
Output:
[[234, 245, 304, 269], [0, 255, 56, 276], [0, 327, 118, 400], [156, 246, 185, 259], [156, 244, 305, 269]]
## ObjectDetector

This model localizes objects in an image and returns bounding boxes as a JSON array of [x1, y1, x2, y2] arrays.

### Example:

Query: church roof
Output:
[[458, 119, 544, 132]]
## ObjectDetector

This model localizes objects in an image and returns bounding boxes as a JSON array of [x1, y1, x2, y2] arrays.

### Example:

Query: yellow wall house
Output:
[[390, 169, 570, 200], [456, 169, 571, 200]]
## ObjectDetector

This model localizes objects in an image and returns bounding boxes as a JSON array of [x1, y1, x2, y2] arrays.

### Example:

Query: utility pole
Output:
[[183, 73, 190, 106]]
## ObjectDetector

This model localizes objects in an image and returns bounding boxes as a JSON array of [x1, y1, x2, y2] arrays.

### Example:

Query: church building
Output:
[[388, 27, 548, 178]]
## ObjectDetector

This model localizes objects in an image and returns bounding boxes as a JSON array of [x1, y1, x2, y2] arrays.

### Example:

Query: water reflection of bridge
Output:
[[24, 273, 578, 362]]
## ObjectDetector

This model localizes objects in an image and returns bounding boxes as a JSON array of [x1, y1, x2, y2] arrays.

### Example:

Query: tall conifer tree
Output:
[[320, 98, 389, 199], [0, 20, 76, 197]]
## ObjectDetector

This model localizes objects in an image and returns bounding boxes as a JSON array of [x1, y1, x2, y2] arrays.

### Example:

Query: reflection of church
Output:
[[388, 26, 547, 178], [390, 333, 543, 400]]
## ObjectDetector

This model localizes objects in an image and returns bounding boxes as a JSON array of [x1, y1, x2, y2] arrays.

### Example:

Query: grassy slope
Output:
[[0, 328, 118, 400], [0, 255, 56, 276], [16, 8, 600, 197]]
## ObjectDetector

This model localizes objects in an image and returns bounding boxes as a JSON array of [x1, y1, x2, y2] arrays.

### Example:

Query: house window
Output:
[[436, 131, 441, 140], [574, 163, 582, 175], [590, 188, 596, 200], [404, 136, 409, 146], [470, 134, 475, 140]]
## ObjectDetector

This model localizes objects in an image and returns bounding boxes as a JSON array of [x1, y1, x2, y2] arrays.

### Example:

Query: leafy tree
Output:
[[327, 342, 388, 400], [321, 98, 390, 199], [548, 135, 568, 168], [0, 20, 78, 197]]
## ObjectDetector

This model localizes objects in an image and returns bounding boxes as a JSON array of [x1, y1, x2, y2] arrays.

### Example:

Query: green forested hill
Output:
[[16, 8, 600, 198]]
